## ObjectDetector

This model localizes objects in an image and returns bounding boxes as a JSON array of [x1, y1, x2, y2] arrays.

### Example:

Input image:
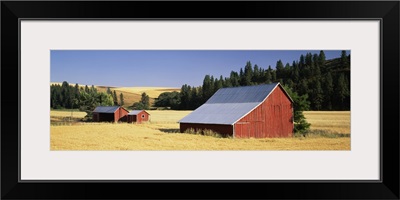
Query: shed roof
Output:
[[128, 110, 149, 115], [179, 83, 291, 125], [93, 106, 121, 113]]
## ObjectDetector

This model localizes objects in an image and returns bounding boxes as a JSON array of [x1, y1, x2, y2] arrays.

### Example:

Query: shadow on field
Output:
[[159, 128, 180, 133]]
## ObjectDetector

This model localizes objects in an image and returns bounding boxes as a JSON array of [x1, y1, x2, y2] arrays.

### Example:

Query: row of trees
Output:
[[51, 82, 129, 120], [51, 82, 128, 110], [155, 50, 350, 111], [51, 82, 152, 111]]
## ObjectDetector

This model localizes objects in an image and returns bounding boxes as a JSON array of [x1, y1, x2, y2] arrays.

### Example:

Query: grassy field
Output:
[[50, 110, 350, 150], [51, 82, 180, 106], [304, 111, 350, 134]]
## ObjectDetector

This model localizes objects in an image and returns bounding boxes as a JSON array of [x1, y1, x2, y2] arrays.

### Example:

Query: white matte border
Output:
[[21, 21, 380, 180]]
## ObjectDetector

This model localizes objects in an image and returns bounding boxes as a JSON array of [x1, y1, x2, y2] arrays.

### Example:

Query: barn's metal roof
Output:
[[128, 110, 144, 115], [93, 106, 120, 113], [206, 83, 278, 104], [178, 83, 285, 125]]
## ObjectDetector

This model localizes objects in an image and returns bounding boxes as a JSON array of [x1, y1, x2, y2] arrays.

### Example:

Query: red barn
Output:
[[179, 83, 294, 138], [127, 110, 150, 123], [92, 106, 129, 122]]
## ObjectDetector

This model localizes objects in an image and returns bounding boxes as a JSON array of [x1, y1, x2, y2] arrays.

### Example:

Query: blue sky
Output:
[[51, 50, 350, 88]]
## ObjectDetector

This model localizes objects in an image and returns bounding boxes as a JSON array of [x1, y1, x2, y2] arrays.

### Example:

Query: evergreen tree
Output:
[[335, 73, 350, 110], [229, 71, 240, 87], [243, 61, 253, 86], [190, 87, 201, 109], [305, 53, 313, 67], [265, 66, 272, 83], [299, 54, 305, 68], [119, 93, 124, 106], [323, 72, 334, 110], [252, 64, 260, 83], [202, 75, 212, 101], [140, 92, 150, 109], [84, 85, 89, 93], [318, 50, 326, 68], [73, 83, 80, 108], [90, 85, 97, 94], [272, 70, 277, 82], [224, 77, 233, 87], [282, 85, 311, 134], [179, 84, 191, 110], [210, 75, 215, 95], [213, 75, 223, 93], [107, 87, 112, 95], [61, 81, 72, 108], [312, 80, 324, 110], [299, 79, 309, 96], [340, 50, 349, 69], [292, 61, 300, 82], [113, 90, 118, 105], [275, 60, 284, 79]]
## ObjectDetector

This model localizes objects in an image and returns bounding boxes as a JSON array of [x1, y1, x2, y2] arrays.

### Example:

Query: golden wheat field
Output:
[[50, 110, 350, 150], [303, 111, 350, 134]]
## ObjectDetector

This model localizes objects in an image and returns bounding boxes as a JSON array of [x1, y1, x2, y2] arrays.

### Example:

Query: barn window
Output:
[[142, 114, 145, 119]]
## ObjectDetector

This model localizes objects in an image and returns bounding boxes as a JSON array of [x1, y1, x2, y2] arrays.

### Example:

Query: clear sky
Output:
[[51, 50, 350, 88]]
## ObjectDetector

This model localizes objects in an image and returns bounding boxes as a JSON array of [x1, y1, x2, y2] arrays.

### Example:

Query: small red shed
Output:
[[179, 83, 294, 138], [92, 106, 129, 122], [127, 110, 150, 123]]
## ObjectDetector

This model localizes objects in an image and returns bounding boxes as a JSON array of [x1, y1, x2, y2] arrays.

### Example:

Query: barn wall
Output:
[[127, 112, 149, 123], [235, 86, 293, 138], [119, 108, 129, 122], [115, 108, 129, 122], [137, 111, 149, 123], [180, 123, 233, 137]]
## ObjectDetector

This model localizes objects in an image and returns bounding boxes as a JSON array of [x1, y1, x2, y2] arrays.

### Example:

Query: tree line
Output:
[[155, 50, 350, 111], [51, 82, 128, 120]]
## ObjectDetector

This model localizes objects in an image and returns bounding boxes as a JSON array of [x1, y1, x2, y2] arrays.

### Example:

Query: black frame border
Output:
[[2, 1, 399, 199]]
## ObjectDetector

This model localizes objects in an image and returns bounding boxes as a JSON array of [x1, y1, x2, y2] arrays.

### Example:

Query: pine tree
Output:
[[335, 73, 350, 110], [305, 53, 313, 67], [107, 87, 112, 95], [179, 85, 191, 110], [265, 66, 272, 83], [90, 85, 97, 94], [229, 71, 240, 87], [113, 90, 118, 105], [243, 61, 253, 86], [73, 83, 80, 108], [272, 70, 277, 82], [323, 72, 334, 110], [312, 80, 324, 110], [140, 92, 150, 109], [340, 50, 349, 69], [318, 50, 326, 68], [252, 64, 260, 83], [292, 61, 300, 82], [119, 93, 124, 106], [282, 85, 311, 134], [299, 54, 305, 68], [213, 75, 223, 92], [275, 60, 284, 79], [84, 85, 89, 93]]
